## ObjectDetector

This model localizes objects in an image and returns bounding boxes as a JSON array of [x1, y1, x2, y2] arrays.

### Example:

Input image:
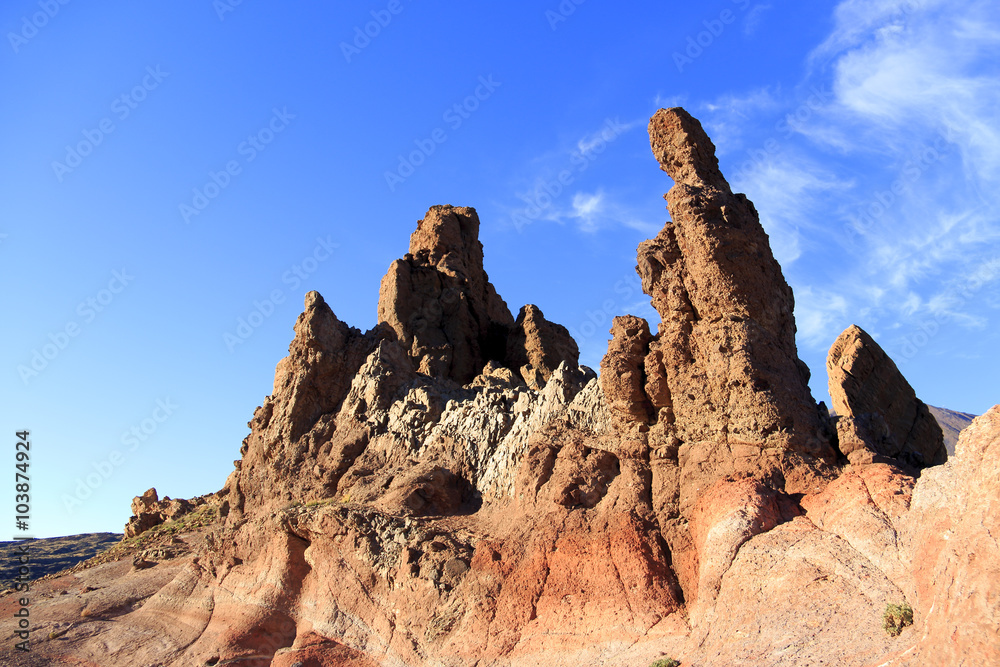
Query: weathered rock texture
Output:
[[898, 405, 1000, 663], [9, 109, 996, 667], [828, 324, 947, 467], [638, 108, 833, 460], [506, 304, 580, 390], [377, 205, 515, 384], [124, 488, 210, 539]]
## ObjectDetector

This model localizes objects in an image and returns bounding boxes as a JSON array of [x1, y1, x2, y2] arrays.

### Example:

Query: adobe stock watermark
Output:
[[340, 0, 412, 63], [61, 398, 179, 514], [224, 236, 338, 351], [673, 0, 752, 73], [844, 136, 949, 243], [7, 0, 72, 54], [213, 0, 247, 21], [509, 117, 630, 232], [384, 75, 501, 192], [17, 269, 134, 385], [545, 0, 587, 30], [897, 257, 1000, 362], [51, 66, 169, 182], [179, 107, 295, 224], [728, 85, 833, 186]]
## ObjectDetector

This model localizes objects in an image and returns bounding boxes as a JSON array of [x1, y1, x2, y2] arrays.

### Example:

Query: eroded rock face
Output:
[[377, 205, 515, 384], [897, 406, 1000, 663], [506, 304, 580, 390], [598, 107, 839, 609], [124, 488, 207, 539], [227, 291, 389, 516], [635, 108, 833, 462], [599, 315, 653, 426], [827, 324, 947, 467]]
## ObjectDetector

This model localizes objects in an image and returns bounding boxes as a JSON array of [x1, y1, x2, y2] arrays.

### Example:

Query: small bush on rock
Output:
[[883, 602, 914, 637], [649, 659, 681, 667]]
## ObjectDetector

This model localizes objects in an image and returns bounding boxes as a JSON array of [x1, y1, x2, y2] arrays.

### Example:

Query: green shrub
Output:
[[650, 659, 681, 667], [883, 602, 914, 637]]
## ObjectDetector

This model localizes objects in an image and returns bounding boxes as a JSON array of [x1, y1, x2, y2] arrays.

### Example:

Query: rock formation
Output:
[[377, 205, 514, 384], [505, 304, 580, 390], [8, 108, 996, 667], [827, 324, 947, 467], [124, 488, 209, 538], [376, 205, 577, 389], [639, 108, 833, 460]]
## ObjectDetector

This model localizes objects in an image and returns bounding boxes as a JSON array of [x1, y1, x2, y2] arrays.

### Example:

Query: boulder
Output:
[[827, 324, 947, 466]]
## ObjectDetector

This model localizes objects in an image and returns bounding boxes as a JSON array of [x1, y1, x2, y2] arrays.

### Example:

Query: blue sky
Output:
[[2, 0, 997, 538]]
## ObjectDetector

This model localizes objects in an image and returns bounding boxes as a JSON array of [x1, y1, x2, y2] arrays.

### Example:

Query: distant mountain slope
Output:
[[928, 406, 977, 456], [1, 532, 121, 588]]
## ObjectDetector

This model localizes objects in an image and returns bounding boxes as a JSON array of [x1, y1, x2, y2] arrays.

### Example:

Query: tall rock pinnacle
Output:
[[637, 108, 833, 458]]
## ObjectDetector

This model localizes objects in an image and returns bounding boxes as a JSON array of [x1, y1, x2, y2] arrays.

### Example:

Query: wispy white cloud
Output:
[[499, 117, 652, 234], [784, 0, 1000, 349], [731, 153, 850, 265], [744, 4, 774, 36], [654, 92, 689, 110], [700, 87, 781, 153], [795, 286, 850, 349], [810, 0, 951, 62], [545, 189, 661, 235], [577, 118, 643, 154]]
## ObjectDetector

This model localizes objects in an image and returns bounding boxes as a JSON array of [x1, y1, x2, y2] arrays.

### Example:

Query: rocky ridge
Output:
[[5, 108, 996, 667]]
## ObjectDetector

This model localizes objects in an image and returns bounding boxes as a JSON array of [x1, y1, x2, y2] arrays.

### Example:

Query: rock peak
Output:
[[648, 107, 729, 190], [407, 204, 482, 274], [378, 205, 578, 386], [623, 108, 835, 467]]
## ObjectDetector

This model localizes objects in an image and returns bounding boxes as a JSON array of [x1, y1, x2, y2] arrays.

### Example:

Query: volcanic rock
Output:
[[376, 205, 515, 384], [599, 315, 653, 426], [124, 488, 206, 539], [226, 291, 389, 516], [827, 324, 947, 467], [10, 108, 998, 667], [897, 406, 1000, 663], [637, 108, 833, 459], [505, 304, 580, 389]]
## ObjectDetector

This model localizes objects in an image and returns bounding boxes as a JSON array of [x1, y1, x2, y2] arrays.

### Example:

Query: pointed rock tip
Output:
[[304, 290, 326, 310], [409, 205, 481, 260], [828, 324, 877, 366], [517, 304, 543, 321], [648, 107, 727, 189]]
